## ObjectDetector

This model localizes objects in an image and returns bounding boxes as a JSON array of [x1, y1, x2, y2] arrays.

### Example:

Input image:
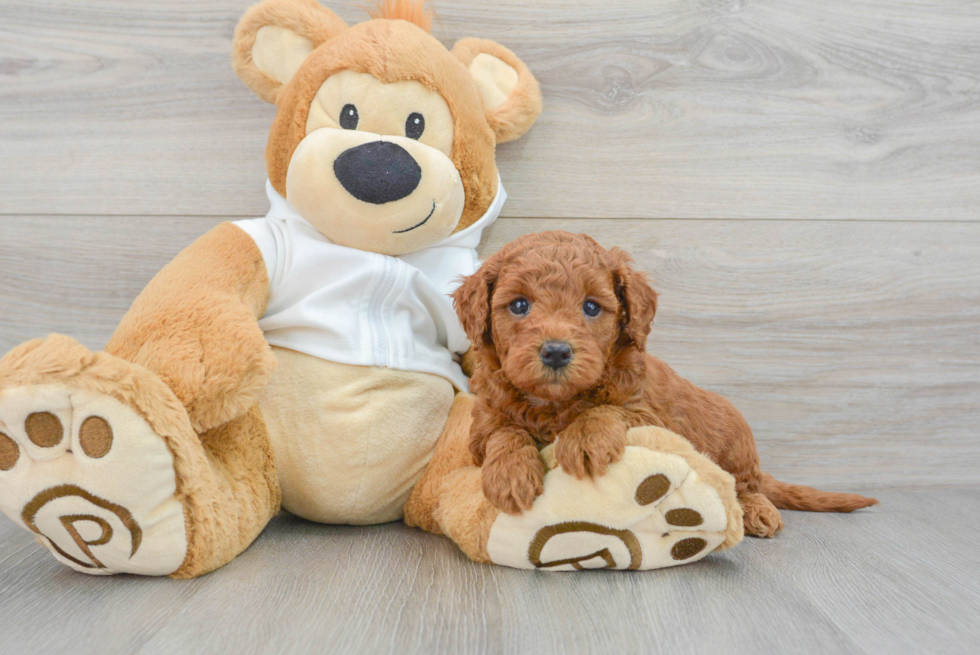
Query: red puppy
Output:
[[453, 231, 876, 537]]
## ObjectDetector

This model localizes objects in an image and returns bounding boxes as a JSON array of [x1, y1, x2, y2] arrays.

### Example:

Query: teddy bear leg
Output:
[[403, 392, 479, 534], [173, 404, 280, 578], [0, 335, 279, 578], [402, 392, 501, 563], [426, 466, 501, 564], [103, 222, 276, 436]]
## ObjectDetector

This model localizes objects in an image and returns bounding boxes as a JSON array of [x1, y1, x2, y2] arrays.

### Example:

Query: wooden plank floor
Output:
[[0, 489, 977, 655], [2, 0, 980, 653]]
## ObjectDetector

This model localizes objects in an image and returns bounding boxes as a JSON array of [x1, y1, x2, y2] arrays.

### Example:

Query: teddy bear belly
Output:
[[257, 346, 455, 525]]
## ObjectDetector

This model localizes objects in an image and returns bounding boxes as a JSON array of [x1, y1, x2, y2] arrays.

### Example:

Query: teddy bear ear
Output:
[[232, 0, 348, 104], [452, 38, 543, 143]]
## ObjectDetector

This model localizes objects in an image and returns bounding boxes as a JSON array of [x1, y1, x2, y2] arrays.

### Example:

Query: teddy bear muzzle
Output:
[[285, 128, 466, 256]]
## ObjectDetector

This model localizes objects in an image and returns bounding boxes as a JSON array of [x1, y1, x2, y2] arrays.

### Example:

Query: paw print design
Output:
[[0, 384, 187, 575], [486, 427, 743, 571]]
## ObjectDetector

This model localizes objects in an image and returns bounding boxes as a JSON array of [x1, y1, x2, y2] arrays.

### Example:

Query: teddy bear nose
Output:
[[540, 341, 573, 370], [333, 141, 422, 204]]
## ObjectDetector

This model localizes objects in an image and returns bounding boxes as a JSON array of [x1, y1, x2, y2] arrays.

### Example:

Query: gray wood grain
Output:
[[767, 488, 980, 654], [1, 1, 979, 219], [2, 215, 978, 489], [0, 489, 977, 655]]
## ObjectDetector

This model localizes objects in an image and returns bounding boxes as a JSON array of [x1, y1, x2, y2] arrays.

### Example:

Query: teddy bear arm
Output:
[[105, 222, 275, 433]]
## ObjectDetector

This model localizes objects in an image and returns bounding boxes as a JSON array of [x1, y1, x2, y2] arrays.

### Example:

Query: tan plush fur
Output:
[[452, 232, 878, 537], [404, 392, 498, 562], [259, 348, 454, 524], [432, 467, 498, 563], [232, 0, 349, 103], [105, 223, 275, 435], [404, 392, 478, 534], [0, 335, 281, 579], [452, 39, 543, 144], [180, 405, 282, 578]]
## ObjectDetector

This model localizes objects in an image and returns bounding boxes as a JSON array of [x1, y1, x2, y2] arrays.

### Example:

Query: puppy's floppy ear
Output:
[[452, 38, 543, 143], [232, 0, 348, 103], [452, 259, 502, 349], [608, 248, 658, 351]]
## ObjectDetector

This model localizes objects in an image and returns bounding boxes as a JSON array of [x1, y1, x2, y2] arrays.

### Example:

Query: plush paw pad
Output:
[[0, 384, 187, 575], [485, 433, 737, 571]]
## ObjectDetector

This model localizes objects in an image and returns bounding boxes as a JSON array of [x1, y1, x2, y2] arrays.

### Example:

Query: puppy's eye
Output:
[[406, 112, 425, 139], [583, 300, 601, 317], [340, 104, 359, 130], [509, 298, 530, 316]]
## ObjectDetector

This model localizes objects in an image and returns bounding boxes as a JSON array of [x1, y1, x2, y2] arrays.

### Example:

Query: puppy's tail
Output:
[[761, 473, 878, 512]]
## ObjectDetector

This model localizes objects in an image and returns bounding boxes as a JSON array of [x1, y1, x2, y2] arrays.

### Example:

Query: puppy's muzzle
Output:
[[540, 341, 573, 370], [333, 141, 421, 204]]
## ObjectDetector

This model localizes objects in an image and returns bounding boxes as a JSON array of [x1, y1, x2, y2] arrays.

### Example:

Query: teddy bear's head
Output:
[[232, 0, 542, 255]]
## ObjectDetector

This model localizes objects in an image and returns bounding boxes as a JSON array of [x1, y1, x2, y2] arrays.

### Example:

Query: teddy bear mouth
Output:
[[392, 201, 437, 234]]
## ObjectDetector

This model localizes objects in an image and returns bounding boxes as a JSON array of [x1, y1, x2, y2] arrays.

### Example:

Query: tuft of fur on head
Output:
[[367, 0, 433, 32]]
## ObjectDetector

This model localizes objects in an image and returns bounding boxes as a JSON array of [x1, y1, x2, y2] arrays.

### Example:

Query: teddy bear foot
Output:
[[484, 426, 744, 571], [0, 335, 193, 575]]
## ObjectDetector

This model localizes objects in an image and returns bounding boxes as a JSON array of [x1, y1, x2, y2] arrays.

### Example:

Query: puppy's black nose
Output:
[[540, 341, 573, 370], [333, 141, 422, 204]]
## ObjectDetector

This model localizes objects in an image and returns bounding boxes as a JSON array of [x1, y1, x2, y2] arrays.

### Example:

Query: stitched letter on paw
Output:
[[0, 385, 187, 575]]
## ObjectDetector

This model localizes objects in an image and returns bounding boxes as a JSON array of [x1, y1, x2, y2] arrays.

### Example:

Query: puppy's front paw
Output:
[[555, 421, 627, 479], [482, 447, 545, 515]]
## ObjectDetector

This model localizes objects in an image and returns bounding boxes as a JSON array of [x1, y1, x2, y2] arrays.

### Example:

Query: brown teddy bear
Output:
[[0, 0, 742, 576]]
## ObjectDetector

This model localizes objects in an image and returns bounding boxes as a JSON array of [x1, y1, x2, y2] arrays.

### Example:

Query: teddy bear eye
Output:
[[583, 300, 601, 317], [340, 104, 359, 130], [509, 298, 530, 316], [406, 112, 425, 140]]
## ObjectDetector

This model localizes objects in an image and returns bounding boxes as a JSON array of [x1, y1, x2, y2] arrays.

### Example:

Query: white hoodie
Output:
[[233, 180, 505, 391]]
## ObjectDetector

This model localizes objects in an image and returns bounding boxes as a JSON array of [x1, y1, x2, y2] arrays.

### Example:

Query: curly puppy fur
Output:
[[453, 231, 878, 537]]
